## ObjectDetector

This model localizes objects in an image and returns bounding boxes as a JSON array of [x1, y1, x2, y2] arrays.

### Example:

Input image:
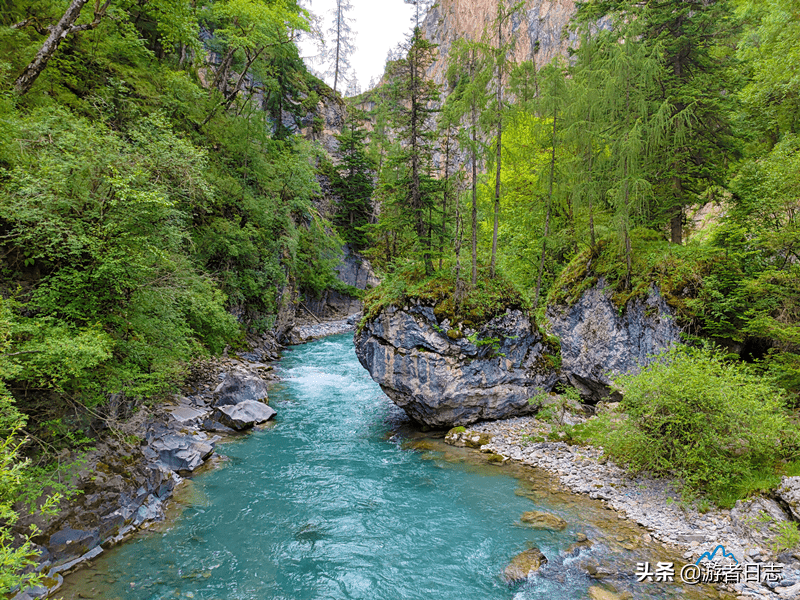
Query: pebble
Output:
[[457, 415, 800, 600]]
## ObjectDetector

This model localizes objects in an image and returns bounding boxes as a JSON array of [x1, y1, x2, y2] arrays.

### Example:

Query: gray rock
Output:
[[167, 405, 207, 425], [213, 369, 269, 407], [546, 279, 681, 400], [48, 527, 99, 561], [134, 494, 164, 525], [214, 400, 276, 430], [150, 434, 215, 472], [354, 306, 558, 427], [776, 476, 800, 520], [731, 497, 791, 544]]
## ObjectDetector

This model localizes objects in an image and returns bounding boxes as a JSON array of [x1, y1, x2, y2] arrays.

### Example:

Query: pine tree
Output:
[[576, 0, 737, 244], [383, 25, 441, 274], [482, 0, 520, 277], [533, 60, 569, 308], [332, 113, 375, 251], [445, 39, 491, 286], [324, 0, 356, 95], [592, 29, 677, 287]]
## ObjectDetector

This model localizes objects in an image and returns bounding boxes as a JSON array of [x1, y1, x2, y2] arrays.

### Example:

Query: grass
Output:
[[545, 228, 725, 317], [360, 260, 528, 330]]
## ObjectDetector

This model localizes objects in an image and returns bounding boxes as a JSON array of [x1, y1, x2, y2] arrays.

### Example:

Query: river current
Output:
[[59, 334, 724, 600]]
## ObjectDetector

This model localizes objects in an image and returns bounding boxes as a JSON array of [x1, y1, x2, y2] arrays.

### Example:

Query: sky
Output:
[[297, 0, 418, 93]]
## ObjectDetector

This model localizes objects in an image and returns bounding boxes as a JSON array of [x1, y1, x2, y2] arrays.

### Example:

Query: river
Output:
[[58, 333, 725, 600]]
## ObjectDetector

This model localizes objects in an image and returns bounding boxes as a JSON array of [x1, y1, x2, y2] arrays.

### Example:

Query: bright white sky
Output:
[[298, 0, 417, 93]]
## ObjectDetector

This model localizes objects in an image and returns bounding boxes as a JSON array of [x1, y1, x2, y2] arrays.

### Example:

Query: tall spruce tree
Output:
[[483, 0, 520, 277], [324, 0, 356, 95], [576, 0, 737, 243], [332, 113, 375, 251], [383, 25, 441, 274], [445, 39, 491, 286]]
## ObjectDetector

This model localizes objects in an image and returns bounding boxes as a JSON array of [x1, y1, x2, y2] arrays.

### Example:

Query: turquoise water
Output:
[[59, 334, 721, 600]]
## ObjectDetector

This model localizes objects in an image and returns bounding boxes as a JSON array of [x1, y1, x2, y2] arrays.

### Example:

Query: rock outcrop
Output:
[[546, 279, 681, 400], [422, 0, 579, 88], [776, 476, 800, 521], [303, 245, 380, 321], [354, 304, 558, 427]]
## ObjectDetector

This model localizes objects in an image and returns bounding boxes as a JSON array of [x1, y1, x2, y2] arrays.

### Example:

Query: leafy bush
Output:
[[603, 345, 797, 507]]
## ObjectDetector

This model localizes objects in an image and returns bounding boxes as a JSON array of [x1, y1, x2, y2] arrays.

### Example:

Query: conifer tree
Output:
[[576, 0, 737, 243], [332, 112, 375, 251], [533, 59, 568, 308], [445, 39, 491, 286], [482, 0, 520, 277], [383, 25, 441, 274], [324, 0, 356, 95], [592, 30, 677, 287]]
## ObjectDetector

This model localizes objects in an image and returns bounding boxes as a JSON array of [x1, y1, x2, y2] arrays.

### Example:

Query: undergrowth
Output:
[[360, 260, 527, 330], [562, 345, 799, 508]]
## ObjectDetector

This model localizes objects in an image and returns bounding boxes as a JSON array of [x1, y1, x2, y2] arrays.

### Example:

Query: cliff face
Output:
[[354, 305, 558, 427], [354, 282, 681, 427], [546, 280, 683, 400], [421, 0, 578, 87]]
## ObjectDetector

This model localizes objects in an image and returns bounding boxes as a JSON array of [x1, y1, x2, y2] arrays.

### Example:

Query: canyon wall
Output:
[[421, 0, 578, 87]]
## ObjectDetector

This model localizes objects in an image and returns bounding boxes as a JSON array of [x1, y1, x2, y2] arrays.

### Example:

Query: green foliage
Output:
[[0, 297, 66, 595], [330, 113, 375, 251], [601, 346, 796, 507], [361, 260, 526, 329]]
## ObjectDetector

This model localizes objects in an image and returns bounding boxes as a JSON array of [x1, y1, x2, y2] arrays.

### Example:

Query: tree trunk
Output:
[[490, 12, 503, 278], [334, 1, 341, 93], [533, 101, 557, 309], [471, 97, 478, 287], [670, 175, 683, 244], [14, 0, 109, 96]]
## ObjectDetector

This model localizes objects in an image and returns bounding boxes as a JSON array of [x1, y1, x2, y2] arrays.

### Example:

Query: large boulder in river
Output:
[[215, 400, 276, 430], [213, 368, 269, 407], [354, 305, 559, 427], [503, 546, 547, 583], [546, 279, 681, 400]]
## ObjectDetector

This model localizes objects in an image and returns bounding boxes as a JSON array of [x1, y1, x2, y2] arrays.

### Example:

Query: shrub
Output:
[[605, 345, 797, 507]]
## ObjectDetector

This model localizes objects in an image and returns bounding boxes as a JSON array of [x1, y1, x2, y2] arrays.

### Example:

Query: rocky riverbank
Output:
[[447, 415, 800, 600], [13, 339, 282, 600], [283, 313, 359, 345]]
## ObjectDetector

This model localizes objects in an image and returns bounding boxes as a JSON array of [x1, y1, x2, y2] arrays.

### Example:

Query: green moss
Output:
[[545, 229, 724, 319], [360, 260, 528, 330]]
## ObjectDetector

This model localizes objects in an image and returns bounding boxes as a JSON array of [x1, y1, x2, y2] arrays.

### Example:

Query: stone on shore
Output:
[[150, 434, 215, 473], [520, 510, 568, 531], [503, 546, 547, 583], [445, 427, 492, 448], [213, 369, 269, 407], [215, 400, 276, 430], [776, 476, 800, 521]]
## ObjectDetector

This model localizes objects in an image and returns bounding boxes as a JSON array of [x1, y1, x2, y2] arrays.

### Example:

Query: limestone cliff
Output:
[[355, 281, 681, 427], [421, 0, 578, 87], [354, 305, 559, 427]]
